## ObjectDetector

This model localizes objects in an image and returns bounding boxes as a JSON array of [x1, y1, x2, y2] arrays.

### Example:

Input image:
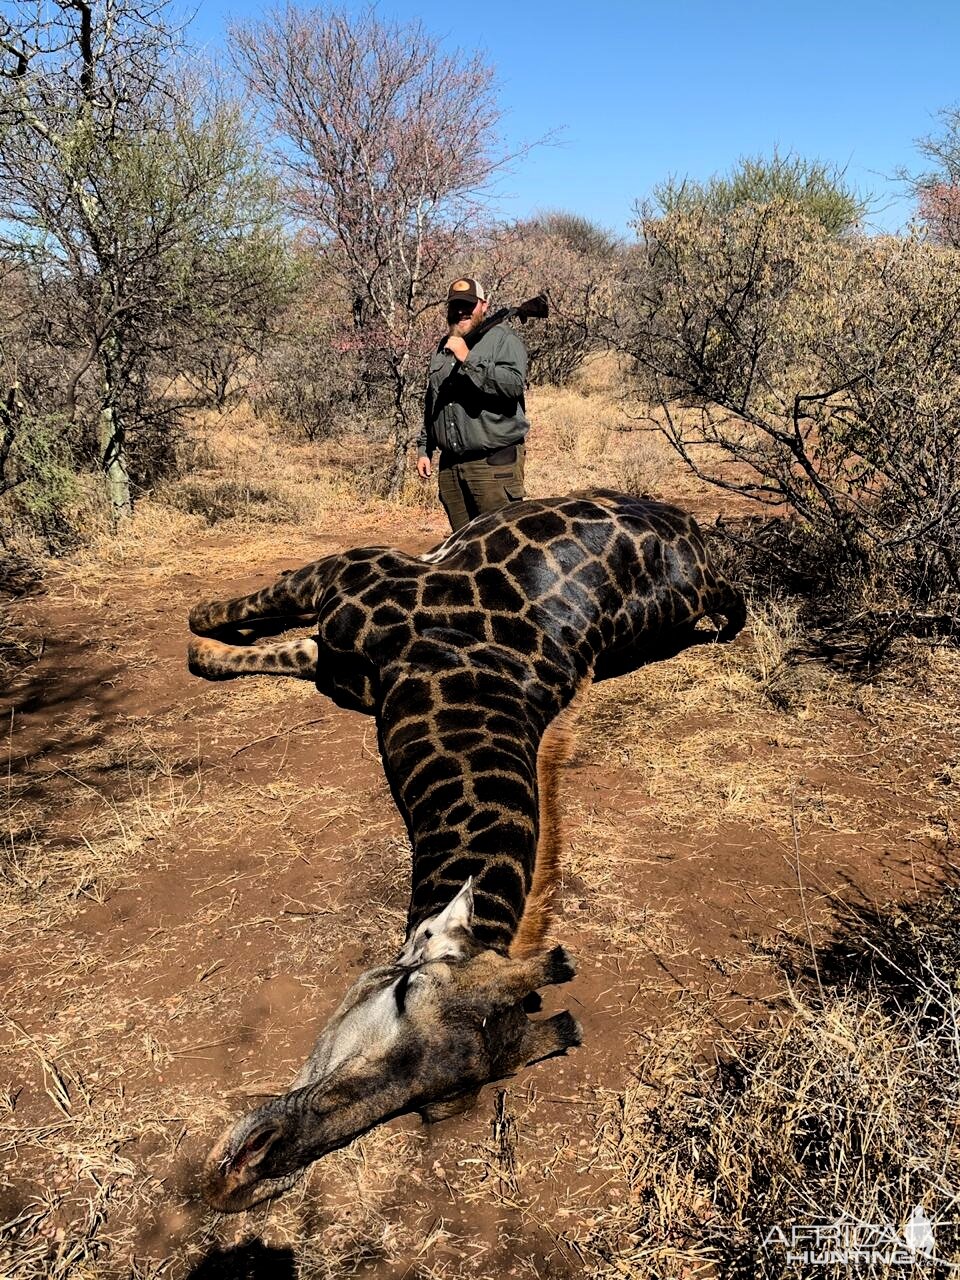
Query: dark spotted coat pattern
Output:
[[188, 490, 746, 953]]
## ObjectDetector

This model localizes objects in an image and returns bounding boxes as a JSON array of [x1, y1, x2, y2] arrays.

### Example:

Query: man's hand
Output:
[[416, 456, 432, 479], [443, 335, 469, 363]]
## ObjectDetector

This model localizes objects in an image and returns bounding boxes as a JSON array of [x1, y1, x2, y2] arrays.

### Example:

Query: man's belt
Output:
[[441, 443, 519, 466]]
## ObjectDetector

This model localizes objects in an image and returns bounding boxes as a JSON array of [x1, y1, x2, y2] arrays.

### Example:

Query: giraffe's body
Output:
[[190, 490, 744, 953], [188, 489, 746, 1210]]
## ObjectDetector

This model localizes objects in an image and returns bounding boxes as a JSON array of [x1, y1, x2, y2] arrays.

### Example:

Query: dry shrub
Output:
[[525, 388, 617, 494], [611, 430, 676, 499], [618, 203, 960, 637], [0, 550, 45, 687], [0, 549, 42, 600], [0, 608, 43, 689], [739, 596, 805, 709], [572, 350, 631, 397], [480, 216, 620, 387], [581, 891, 960, 1278], [524, 386, 687, 501], [252, 306, 371, 444], [163, 477, 295, 526], [154, 404, 361, 532], [393, 467, 439, 511]]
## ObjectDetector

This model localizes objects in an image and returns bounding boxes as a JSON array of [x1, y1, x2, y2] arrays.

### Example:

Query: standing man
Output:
[[417, 278, 529, 532]]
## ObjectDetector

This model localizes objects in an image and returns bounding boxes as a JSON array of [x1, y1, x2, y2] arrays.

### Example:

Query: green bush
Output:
[[652, 150, 866, 236], [0, 413, 81, 552]]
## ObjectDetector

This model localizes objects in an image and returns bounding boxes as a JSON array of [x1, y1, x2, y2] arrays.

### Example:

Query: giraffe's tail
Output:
[[509, 686, 588, 960]]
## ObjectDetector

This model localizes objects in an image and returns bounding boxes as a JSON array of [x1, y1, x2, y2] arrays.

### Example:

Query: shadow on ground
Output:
[[7, 631, 127, 771], [761, 866, 960, 1017], [186, 1240, 297, 1280]]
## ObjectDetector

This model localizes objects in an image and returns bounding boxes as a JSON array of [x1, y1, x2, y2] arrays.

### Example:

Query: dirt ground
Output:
[[2, 392, 959, 1278]]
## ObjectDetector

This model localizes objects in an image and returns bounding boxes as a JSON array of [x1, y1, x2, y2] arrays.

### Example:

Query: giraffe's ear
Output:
[[398, 879, 475, 964], [433, 878, 475, 936]]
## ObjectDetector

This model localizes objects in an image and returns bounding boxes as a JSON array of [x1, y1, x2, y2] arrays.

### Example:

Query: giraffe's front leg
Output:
[[187, 636, 319, 681], [189, 561, 333, 637], [519, 1010, 583, 1065], [502, 944, 577, 994]]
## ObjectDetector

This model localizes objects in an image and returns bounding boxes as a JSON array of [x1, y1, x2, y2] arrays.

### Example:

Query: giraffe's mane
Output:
[[509, 684, 587, 959]]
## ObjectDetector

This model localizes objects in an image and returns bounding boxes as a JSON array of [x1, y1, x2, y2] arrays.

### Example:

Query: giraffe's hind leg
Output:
[[189, 564, 326, 637], [188, 636, 319, 681]]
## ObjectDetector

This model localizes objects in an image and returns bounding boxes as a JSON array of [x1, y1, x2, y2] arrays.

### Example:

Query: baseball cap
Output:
[[447, 278, 486, 306]]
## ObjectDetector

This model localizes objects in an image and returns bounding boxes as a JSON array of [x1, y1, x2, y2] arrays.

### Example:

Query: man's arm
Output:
[[451, 329, 527, 401], [416, 380, 433, 477], [417, 392, 431, 457]]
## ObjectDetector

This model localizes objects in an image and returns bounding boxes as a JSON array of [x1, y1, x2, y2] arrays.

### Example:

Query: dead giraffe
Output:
[[187, 489, 746, 1211]]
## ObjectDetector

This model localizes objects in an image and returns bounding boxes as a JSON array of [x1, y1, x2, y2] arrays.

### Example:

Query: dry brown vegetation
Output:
[[620, 208, 960, 646], [2, 376, 960, 1277]]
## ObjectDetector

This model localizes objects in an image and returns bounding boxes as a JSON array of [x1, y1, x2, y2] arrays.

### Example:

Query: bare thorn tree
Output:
[[232, 5, 517, 496]]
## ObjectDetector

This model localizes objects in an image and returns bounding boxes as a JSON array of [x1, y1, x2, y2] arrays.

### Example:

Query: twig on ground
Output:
[[230, 717, 326, 756]]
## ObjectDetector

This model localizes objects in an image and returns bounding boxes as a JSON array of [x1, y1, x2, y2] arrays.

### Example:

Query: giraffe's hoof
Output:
[[521, 1010, 583, 1066], [549, 1010, 583, 1050], [418, 1091, 480, 1124], [188, 638, 214, 676], [188, 603, 217, 636], [544, 945, 577, 985], [188, 638, 238, 681]]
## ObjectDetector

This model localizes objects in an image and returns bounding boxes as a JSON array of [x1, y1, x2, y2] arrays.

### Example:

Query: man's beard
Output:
[[448, 309, 478, 335]]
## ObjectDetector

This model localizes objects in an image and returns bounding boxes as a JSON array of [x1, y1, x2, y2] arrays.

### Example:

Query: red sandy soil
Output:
[[1, 506, 957, 1278]]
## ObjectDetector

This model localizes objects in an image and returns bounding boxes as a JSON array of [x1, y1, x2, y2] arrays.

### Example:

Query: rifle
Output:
[[462, 293, 549, 350]]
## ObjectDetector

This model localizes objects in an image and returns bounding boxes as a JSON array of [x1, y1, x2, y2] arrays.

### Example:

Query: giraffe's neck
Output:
[[377, 657, 561, 953]]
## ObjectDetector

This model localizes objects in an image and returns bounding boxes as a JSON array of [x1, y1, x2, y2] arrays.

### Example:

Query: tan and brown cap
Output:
[[447, 277, 486, 305]]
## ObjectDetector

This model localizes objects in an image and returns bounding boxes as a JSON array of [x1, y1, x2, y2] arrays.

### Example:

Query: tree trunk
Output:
[[99, 340, 132, 522], [385, 363, 414, 499], [99, 404, 132, 521], [386, 408, 409, 499]]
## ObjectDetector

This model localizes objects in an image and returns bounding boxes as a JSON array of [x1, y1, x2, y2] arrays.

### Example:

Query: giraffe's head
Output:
[[202, 882, 580, 1212]]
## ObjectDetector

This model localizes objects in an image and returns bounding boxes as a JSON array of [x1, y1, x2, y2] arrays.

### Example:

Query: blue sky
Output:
[[188, 0, 959, 236]]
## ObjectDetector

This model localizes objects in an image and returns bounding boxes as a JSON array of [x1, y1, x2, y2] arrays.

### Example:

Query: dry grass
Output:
[[0, 687, 420, 1278], [524, 386, 701, 506], [577, 648, 831, 841], [7, 384, 727, 613], [0, 556, 44, 691], [577, 891, 960, 1279], [3, 383, 960, 1278]]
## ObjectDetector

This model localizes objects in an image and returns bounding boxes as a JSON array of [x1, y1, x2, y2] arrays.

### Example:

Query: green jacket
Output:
[[418, 323, 529, 458]]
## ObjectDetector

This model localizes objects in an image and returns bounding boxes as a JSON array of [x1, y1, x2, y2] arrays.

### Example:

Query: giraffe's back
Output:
[[368, 491, 743, 948], [382, 491, 737, 681], [195, 491, 741, 710]]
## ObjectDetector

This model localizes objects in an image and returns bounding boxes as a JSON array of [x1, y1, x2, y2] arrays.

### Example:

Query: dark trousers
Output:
[[437, 444, 526, 532]]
